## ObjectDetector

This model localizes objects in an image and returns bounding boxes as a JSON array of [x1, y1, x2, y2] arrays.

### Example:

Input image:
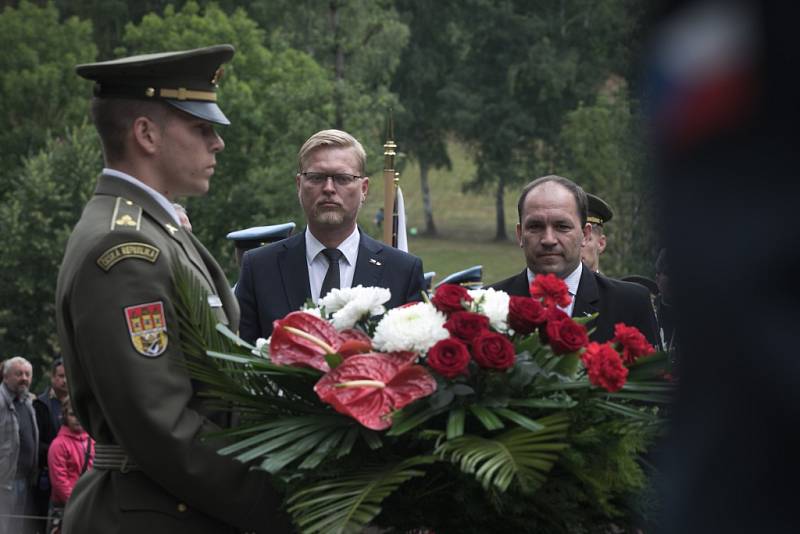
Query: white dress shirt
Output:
[[527, 262, 583, 316], [102, 168, 181, 226], [306, 227, 360, 303]]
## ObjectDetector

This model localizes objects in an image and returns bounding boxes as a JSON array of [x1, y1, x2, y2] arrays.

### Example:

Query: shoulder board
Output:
[[110, 197, 142, 231]]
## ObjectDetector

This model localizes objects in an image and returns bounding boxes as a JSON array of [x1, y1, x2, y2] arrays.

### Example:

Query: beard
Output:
[[15, 384, 29, 398]]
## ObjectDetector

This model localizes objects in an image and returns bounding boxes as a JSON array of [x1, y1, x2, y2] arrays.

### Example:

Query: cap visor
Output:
[[166, 100, 230, 125]]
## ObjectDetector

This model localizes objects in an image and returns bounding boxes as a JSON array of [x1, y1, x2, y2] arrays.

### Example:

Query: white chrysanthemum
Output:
[[251, 337, 269, 357], [372, 302, 449, 353], [468, 288, 510, 332], [299, 305, 323, 319], [319, 285, 391, 330]]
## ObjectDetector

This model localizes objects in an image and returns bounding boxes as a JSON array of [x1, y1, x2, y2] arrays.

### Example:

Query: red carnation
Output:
[[431, 284, 472, 314], [545, 316, 589, 355], [314, 353, 436, 430], [581, 342, 628, 392], [612, 323, 655, 365], [538, 306, 570, 344], [530, 273, 572, 308], [426, 338, 471, 378], [444, 311, 490, 342], [507, 296, 547, 335], [472, 331, 516, 370]]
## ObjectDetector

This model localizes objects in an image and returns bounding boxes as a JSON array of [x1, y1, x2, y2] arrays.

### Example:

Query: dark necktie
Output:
[[319, 248, 343, 299]]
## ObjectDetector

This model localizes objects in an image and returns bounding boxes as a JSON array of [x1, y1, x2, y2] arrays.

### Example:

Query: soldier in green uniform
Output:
[[55, 45, 291, 534]]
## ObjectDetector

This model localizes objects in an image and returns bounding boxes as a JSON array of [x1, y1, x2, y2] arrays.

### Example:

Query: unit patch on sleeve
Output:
[[124, 301, 168, 357], [97, 242, 160, 271]]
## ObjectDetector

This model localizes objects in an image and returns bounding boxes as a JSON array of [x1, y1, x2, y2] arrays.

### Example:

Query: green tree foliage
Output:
[[218, 0, 409, 170], [119, 1, 334, 270], [444, 0, 640, 241], [558, 87, 656, 277], [0, 123, 101, 374], [391, 0, 461, 236], [0, 1, 96, 200]]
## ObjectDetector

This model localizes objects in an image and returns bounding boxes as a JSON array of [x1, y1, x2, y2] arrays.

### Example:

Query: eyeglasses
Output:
[[300, 172, 363, 186]]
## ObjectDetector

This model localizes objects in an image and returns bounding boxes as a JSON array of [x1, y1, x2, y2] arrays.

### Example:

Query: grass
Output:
[[360, 140, 525, 286]]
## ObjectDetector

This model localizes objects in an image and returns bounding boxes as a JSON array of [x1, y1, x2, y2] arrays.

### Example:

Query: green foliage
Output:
[[0, 1, 96, 199], [0, 123, 102, 373], [287, 456, 435, 534], [118, 1, 334, 273], [559, 89, 657, 277]]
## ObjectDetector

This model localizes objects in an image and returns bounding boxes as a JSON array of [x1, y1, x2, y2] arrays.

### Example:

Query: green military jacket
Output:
[[55, 174, 289, 534]]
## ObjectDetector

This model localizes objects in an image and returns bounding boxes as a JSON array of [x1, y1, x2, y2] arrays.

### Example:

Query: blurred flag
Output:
[[395, 187, 408, 252]]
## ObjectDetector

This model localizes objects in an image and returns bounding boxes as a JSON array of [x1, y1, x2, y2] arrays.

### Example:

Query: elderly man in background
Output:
[[1, 356, 38, 534]]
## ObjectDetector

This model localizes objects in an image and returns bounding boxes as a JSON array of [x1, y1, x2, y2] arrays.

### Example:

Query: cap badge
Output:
[[211, 66, 225, 86]]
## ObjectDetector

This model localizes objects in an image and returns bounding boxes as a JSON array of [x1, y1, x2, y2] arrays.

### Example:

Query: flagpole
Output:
[[382, 115, 397, 246]]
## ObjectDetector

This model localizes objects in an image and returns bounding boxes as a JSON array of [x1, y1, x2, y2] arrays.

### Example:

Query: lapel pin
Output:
[[165, 223, 179, 235], [369, 258, 382, 266]]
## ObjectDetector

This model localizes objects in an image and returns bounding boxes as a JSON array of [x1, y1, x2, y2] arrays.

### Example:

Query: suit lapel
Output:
[[571, 266, 600, 319], [185, 231, 239, 326], [352, 232, 384, 287], [510, 270, 531, 296], [278, 233, 311, 312]]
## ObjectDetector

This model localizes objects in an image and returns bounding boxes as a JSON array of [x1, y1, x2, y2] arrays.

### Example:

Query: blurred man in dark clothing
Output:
[[652, 2, 800, 532]]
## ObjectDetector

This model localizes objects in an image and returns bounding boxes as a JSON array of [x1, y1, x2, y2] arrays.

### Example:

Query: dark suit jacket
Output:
[[489, 265, 660, 346], [236, 229, 425, 342]]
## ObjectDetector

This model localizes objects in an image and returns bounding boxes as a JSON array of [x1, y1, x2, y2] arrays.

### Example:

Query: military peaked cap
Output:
[[226, 222, 296, 251], [76, 44, 235, 125], [586, 193, 614, 225], [436, 265, 483, 290]]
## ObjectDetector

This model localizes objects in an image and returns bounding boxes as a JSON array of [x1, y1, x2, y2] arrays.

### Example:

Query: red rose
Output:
[[612, 323, 655, 365], [581, 342, 628, 392], [530, 273, 572, 308], [472, 331, 516, 370], [431, 284, 472, 314], [545, 317, 589, 355], [426, 338, 471, 378], [444, 311, 490, 342], [507, 296, 547, 335], [538, 306, 570, 344]]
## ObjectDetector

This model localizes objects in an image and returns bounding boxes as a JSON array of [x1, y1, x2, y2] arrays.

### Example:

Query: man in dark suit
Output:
[[489, 175, 658, 345], [236, 129, 425, 342]]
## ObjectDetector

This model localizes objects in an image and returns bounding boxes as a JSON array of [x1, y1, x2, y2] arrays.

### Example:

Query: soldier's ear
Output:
[[132, 116, 161, 155]]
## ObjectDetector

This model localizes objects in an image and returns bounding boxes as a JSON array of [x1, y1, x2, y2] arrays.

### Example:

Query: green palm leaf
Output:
[[287, 456, 436, 534], [435, 413, 570, 494]]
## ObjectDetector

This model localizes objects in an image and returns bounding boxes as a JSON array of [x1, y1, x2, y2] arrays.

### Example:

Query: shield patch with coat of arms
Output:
[[124, 301, 168, 357]]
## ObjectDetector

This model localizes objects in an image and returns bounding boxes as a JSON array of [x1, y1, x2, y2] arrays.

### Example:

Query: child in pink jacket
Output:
[[47, 397, 93, 506]]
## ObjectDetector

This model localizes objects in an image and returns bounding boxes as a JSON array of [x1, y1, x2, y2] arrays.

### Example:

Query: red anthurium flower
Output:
[[314, 353, 436, 430], [269, 312, 342, 372], [612, 323, 656, 365], [338, 329, 373, 357], [530, 273, 572, 309]]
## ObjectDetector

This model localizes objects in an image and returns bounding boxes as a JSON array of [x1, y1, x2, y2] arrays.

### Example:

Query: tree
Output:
[[212, 0, 409, 171], [120, 1, 334, 271], [444, 0, 641, 241], [391, 0, 462, 236], [0, 1, 96, 200], [558, 86, 656, 277], [0, 123, 101, 375]]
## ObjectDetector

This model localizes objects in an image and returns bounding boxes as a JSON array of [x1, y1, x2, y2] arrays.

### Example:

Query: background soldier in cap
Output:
[[227, 222, 296, 267], [55, 45, 291, 534], [581, 192, 613, 273]]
